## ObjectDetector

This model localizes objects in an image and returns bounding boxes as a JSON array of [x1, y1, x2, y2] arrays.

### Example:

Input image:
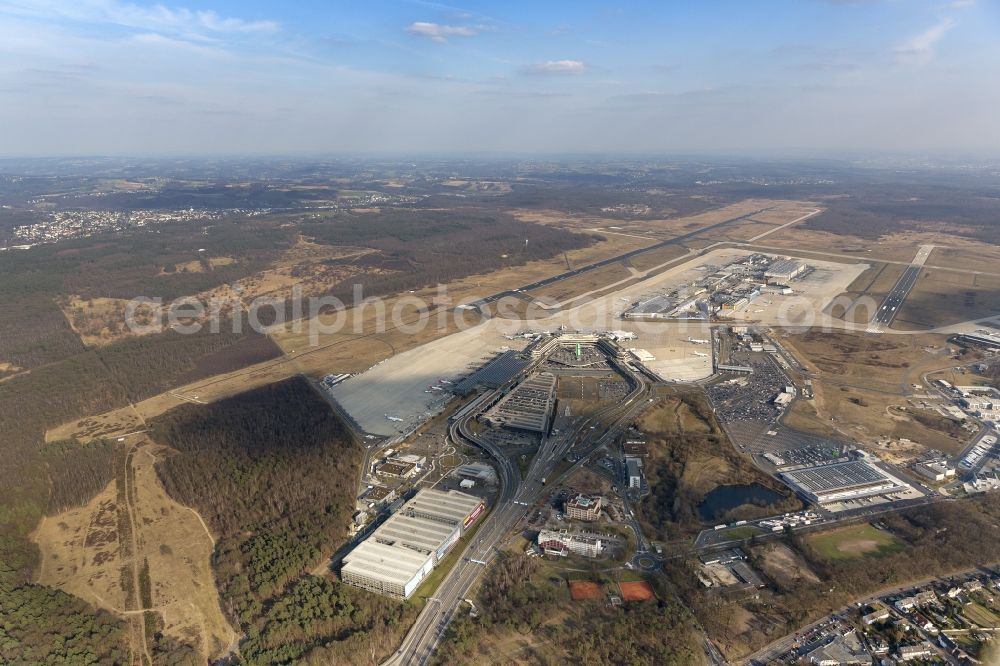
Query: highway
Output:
[[384, 359, 651, 665], [469, 208, 772, 308]]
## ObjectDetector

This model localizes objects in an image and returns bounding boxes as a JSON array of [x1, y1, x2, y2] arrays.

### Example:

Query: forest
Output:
[[433, 553, 704, 666], [297, 207, 597, 304], [803, 185, 1000, 245], [150, 378, 415, 664]]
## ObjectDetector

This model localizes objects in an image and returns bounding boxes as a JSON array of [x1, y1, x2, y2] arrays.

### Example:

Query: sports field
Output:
[[618, 580, 655, 602], [805, 523, 904, 560], [569, 580, 604, 601]]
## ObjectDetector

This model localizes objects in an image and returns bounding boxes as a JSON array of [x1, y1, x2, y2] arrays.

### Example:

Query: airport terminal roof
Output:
[[454, 350, 529, 395], [764, 259, 803, 275], [629, 295, 677, 315]]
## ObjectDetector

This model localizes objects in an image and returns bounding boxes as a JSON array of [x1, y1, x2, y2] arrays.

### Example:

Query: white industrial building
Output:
[[340, 488, 484, 599], [913, 460, 956, 482], [537, 529, 604, 558], [627, 457, 643, 489], [764, 259, 806, 283], [781, 458, 908, 505]]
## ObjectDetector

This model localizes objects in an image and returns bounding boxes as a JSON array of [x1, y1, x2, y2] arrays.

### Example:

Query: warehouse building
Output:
[[340, 488, 484, 599], [913, 460, 956, 482], [627, 457, 643, 489], [780, 458, 906, 505]]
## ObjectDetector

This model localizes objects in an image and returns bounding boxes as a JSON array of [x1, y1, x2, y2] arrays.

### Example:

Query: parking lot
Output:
[[706, 351, 788, 430]]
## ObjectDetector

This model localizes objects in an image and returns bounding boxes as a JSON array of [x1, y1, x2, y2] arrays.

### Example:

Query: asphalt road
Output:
[[383, 360, 650, 665]]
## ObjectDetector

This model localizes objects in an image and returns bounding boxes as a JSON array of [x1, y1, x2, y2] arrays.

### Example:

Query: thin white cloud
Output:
[[521, 59, 587, 75], [405, 21, 478, 43], [0, 0, 279, 38], [895, 18, 954, 64]]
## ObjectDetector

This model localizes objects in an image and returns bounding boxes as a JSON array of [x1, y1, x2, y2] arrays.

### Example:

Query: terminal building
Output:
[[453, 350, 530, 396], [340, 488, 484, 599], [780, 457, 906, 506]]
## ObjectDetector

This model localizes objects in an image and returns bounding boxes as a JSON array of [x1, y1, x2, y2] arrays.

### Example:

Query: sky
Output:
[[0, 0, 998, 156]]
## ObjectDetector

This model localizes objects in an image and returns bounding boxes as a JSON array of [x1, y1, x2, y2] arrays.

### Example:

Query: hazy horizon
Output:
[[2, 0, 999, 156]]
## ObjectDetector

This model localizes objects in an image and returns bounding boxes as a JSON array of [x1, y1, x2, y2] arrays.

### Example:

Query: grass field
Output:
[[805, 523, 905, 561], [716, 526, 762, 541], [964, 602, 1000, 628]]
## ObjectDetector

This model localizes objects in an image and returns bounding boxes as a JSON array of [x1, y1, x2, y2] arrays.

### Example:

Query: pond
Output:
[[698, 483, 784, 521]]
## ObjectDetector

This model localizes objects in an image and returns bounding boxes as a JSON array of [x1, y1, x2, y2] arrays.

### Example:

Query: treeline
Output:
[[298, 208, 597, 303], [40, 439, 119, 514], [638, 393, 800, 539], [95, 323, 280, 403], [804, 186, 1000, 245], [670, 494, 1000, 660], [151, 378, 416, 664], [0, 581, 127, 665], [434, 553, 703, 666], [239, 576, 416, 665]]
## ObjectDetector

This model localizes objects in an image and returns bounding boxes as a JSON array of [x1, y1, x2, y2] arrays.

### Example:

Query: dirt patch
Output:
[[779, 330, 970, 453], [33, 439, 236, 661], [618, 580, 655, 602], [757, 543, 820, 584], [569, 580, 603, 601]]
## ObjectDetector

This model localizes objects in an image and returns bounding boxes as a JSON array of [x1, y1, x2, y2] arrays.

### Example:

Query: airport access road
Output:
[[385, 360, 652, 665]]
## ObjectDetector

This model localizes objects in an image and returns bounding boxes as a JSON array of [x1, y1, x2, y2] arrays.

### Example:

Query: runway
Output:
[[867, 244, 934, 333]]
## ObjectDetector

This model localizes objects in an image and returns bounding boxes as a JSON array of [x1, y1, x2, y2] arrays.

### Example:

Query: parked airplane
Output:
[[692, 351, 709, 357], [688, 337, 709, 344]]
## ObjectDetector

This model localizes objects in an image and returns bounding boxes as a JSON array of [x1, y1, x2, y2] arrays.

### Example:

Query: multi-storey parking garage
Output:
[[485, 372, 557, 433]]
